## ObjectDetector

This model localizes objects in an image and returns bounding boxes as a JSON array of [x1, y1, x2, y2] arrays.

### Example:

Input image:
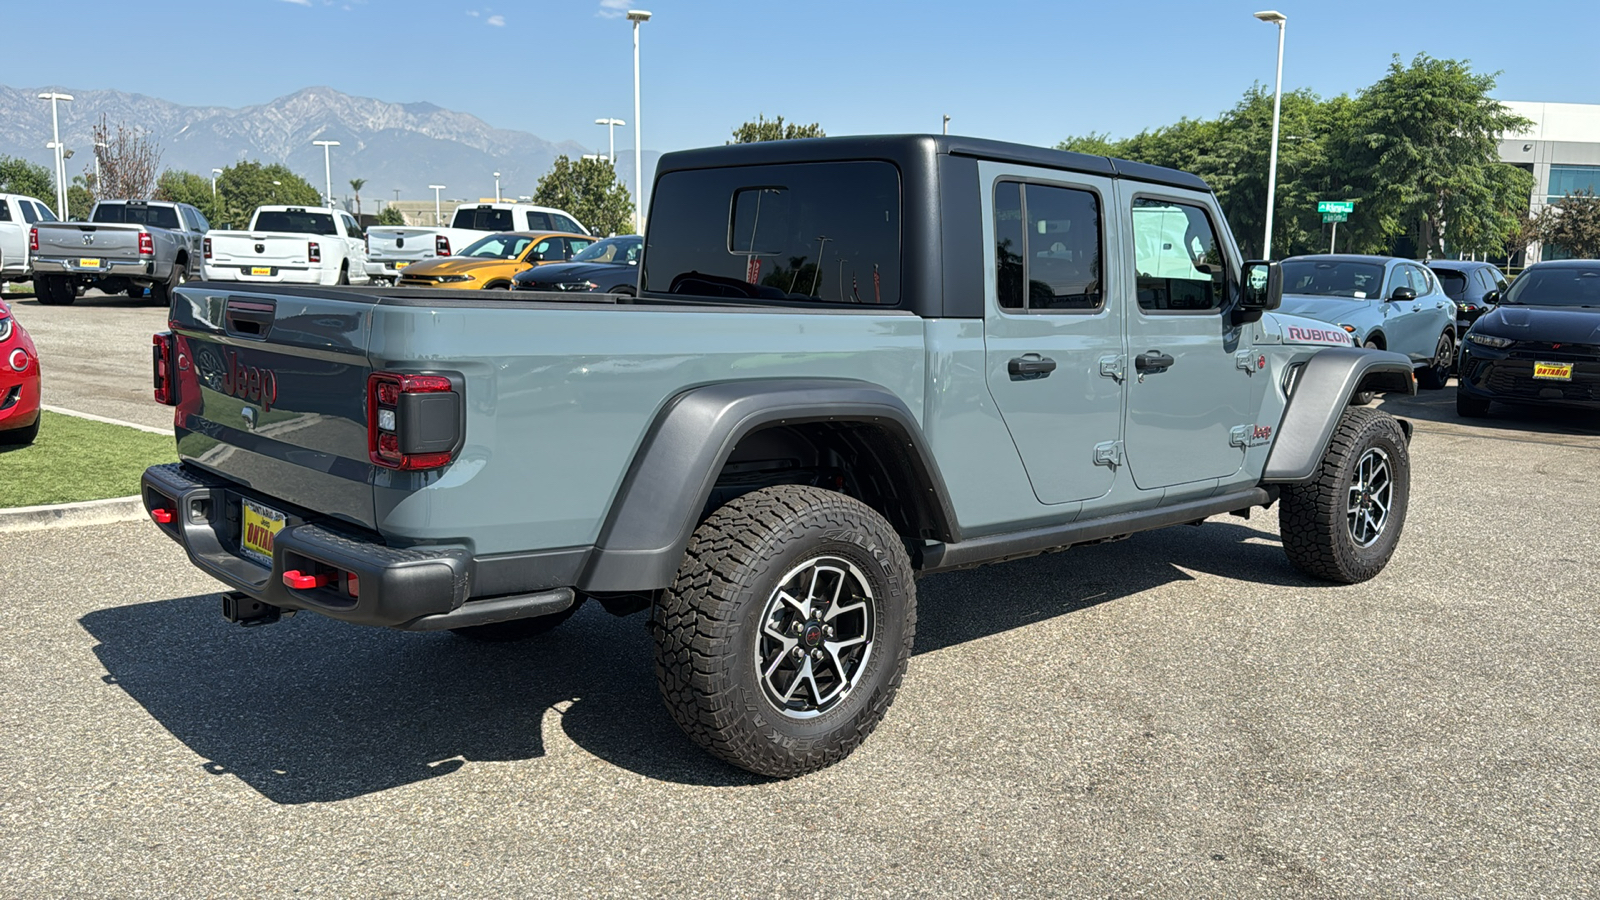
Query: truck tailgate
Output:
[[207, 232, 316, 279], [171, 284, 379, 528], [367, 227, 443, 266], [35, 222, 142, 260]]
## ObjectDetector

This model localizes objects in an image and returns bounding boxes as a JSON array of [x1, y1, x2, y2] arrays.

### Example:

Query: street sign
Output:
[[1322, 212, 1348, 223], [1317, 200, 1354, 214]]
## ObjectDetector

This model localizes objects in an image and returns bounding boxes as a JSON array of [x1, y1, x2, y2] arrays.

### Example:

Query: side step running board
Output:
[[400, 587, 575, 631]]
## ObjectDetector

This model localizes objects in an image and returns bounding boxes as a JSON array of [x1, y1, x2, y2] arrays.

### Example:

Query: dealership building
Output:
[[1499, 100, 1600, 263]]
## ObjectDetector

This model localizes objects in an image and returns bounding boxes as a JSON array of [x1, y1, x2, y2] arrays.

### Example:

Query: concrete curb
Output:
[[0, 495, 146, 532], [40, 404, 170, 435]]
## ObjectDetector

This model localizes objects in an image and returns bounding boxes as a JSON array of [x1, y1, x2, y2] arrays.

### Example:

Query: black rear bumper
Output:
[[142, 463, 571, 629]]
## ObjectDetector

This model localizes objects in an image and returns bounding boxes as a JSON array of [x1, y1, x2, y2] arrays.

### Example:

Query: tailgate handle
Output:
[[225, 297, 276, 338]]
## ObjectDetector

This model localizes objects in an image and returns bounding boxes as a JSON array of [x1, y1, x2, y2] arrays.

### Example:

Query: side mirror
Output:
[[1236, 259, 1282, 324], [526, 251, 545, 263], [1389, 286, 1417, 302], [1484, 289, 1500, 305]]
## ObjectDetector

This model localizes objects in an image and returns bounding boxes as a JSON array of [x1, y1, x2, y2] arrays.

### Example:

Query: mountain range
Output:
[[0, 84, 658, 207]]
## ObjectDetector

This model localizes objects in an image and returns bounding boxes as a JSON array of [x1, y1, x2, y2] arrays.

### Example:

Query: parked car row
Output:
[[0, 192, 60, 287], [1456, 259, 1600, 417], [366, 202, 587, 284]]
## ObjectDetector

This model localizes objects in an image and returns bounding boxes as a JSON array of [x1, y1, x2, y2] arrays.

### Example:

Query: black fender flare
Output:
[[578, 378, 959, 592], [1263, 346, 1415, 483]]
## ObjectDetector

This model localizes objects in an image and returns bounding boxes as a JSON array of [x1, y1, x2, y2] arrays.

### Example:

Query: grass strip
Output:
[[0, 411, 176, 508]]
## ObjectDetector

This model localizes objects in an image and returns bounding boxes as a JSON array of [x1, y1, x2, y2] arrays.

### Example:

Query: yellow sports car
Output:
[[396, 231, 594, 289]]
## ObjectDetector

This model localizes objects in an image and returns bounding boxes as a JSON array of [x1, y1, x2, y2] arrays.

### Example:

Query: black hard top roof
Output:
[[654, 134, 1211, 193]]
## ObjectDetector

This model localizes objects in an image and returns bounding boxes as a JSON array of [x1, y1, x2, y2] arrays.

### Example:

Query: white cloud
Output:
[[280, 0, 313, 6], [597, 0, 633, 18], [466, 9, 478, 15], [486, 13, 505, 26]]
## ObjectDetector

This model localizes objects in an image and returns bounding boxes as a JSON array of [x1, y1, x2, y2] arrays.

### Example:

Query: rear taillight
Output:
[[367, 372, 461, 470], [364, 233, 370, 255], [203, 237, 212, 260], [28, 227, 38, 252], [308, 241, 321, 263], [152, 332, 175, 405], [435, 235, 450, 256], [138, 232, 154, 256]]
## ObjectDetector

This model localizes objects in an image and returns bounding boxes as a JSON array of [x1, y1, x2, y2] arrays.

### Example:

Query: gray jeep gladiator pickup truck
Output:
[[143, 135, 1416, 776]]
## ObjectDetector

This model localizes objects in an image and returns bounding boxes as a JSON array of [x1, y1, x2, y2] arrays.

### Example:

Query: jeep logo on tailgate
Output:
[[222, 349, 277, 412]]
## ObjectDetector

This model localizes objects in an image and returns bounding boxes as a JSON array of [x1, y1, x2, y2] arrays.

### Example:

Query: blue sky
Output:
[[6, 0, 1596, 154]]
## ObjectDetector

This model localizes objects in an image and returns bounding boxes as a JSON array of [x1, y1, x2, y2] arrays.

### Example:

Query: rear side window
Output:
[[554, 215, 582, 233], [18, 202, 38, 224], [643, 160, 901, 305], [253, 210, 337, 235], [1131, 198, 1226, 312], [993, 181, 1103, 312], [526, 211, 553, 230], [453, 207, 513, 231]]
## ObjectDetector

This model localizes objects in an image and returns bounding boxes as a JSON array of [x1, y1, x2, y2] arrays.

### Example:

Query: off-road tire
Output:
[[449, 599, 584, 642], [1417, 331, 1453, 390], [1350, 340, 1381, 405], [653, 485, 916, 778], [35, 276, 74, 305], [1456, 391, 1491, 418], [1280, 407, 1410, 584]]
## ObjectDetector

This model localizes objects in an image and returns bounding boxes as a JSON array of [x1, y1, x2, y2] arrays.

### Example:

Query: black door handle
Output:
[[1134, 350, 1176, 372], [1008, 355, 1057, 380]]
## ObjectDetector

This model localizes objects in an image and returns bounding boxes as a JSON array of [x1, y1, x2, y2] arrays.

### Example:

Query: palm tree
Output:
[[349, 178, 367, 218]]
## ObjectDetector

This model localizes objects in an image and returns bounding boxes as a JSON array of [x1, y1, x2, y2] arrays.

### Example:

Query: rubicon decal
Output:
[[1285, 325, 1351, 345], [222, 350, 278, 412]]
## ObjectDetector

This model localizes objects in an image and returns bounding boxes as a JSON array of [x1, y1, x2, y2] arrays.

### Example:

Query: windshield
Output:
[[1432, 269, 1469, 300], [1279, 259, 1387, 299], [1500, 265, 1600, 307], [459, 233, 535, 260], [252, 210, 337, 235], [452, 207, 514, 231], [571, 235, 642, 264], [92, 203, 180, 230]]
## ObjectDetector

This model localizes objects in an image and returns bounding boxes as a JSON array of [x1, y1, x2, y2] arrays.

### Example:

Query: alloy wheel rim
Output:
[[1347, 447, 1393, 548], [754, 555, 876, 719], [1436, 334, 1452, 369]]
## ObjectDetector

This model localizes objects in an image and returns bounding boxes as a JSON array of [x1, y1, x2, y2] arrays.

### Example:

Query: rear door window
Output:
[[643, 160, 901, 305], [553, 214, 582, 233], [525, 211, 553, 231], [993, 181, 1104, 312], [18, 202, 37, 224]]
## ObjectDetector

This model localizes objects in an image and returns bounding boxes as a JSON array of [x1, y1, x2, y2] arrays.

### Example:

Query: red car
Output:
[[0, 298, 40, 445]]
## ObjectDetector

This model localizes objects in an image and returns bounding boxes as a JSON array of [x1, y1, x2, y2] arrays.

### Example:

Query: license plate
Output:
[[240, 499, 286, 566], [249, 266, 273, 276], [79, 258, 101, 268], [1533, 361, 1573, 381], [388, 261, 405, 270]]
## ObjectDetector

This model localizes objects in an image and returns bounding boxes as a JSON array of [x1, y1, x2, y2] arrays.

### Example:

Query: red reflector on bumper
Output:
[[283, 570, 331, 590], [150, 508, 174, 524]]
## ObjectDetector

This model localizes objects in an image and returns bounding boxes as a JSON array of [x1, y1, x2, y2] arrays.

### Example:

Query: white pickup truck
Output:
[[202, 206, 370, 286], [0, 193, 59, 286], [364, 202, 586, 283]]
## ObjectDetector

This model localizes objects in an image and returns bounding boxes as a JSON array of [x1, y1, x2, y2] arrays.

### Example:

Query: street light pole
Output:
[[595, 118, 625, 163], [1254, 10, 1287, 259], [429, 185, 446, 226], [313, 140, 340, 209], [38, 92, 73, 219], [943, 115, 950, 135], [628, 10, 652, 234], [210, 167, 222, 199], [494, 172, 501, 203]]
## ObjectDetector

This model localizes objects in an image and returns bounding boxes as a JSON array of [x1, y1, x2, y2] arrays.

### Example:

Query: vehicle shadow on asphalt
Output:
[[1379, 385, 1600, 438], [79, 519, 1317, 800]]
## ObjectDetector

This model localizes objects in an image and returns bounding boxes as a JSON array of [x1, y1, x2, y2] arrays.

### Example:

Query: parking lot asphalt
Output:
[[2, 298, 1599, 897]]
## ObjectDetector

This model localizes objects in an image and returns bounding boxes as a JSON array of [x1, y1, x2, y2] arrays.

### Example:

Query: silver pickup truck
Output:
[[31, 199, 209, 305]]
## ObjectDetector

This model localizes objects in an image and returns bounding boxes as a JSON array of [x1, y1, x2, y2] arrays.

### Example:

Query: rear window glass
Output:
[[252, 210, 337, 235], [92, 203, 180, 230], [1432, 269, 1468, 299], [643, 160, 901, 305], [454, 207, 514, 231]]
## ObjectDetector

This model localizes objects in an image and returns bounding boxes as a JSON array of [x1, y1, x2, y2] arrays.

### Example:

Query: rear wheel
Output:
[[1457, 391, 1491, 418], [35, 275, 74, 305], [150, 262, 186, 306], [1417, 331, 1453, 390], [1350, 340, 1381, 405], [1279, 407, 1410, 584], [336, 264, 349, 286], [654, 485, 916, 777]]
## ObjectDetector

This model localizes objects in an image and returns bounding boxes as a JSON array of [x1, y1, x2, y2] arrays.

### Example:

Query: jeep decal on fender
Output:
[[1285, 325, 1352, 345]]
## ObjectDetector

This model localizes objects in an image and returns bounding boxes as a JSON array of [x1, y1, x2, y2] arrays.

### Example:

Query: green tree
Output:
[[730, 114, 826, 144], [67, 175, 95, 221], [0, 156, 55, 202], [155, 169, 221, 223], [1536, 190, 1600, 259], [376, 205, 406, 226], [1346, 54, 1532, 258], [533, 155, 635, 235], [349, 178, 367, 217], [212, 161, 320, 229]]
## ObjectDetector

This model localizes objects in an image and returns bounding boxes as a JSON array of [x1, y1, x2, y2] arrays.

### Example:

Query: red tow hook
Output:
[[282, 570, 331, 590], [150, 508, 174, 524]]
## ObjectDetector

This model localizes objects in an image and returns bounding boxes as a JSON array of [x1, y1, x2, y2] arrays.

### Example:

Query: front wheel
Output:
[[1416, 331, 1453, 390], [1350, 340, 1381, 405], [1279, 407, 1410, 584], [654, 485, 916, 777]]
